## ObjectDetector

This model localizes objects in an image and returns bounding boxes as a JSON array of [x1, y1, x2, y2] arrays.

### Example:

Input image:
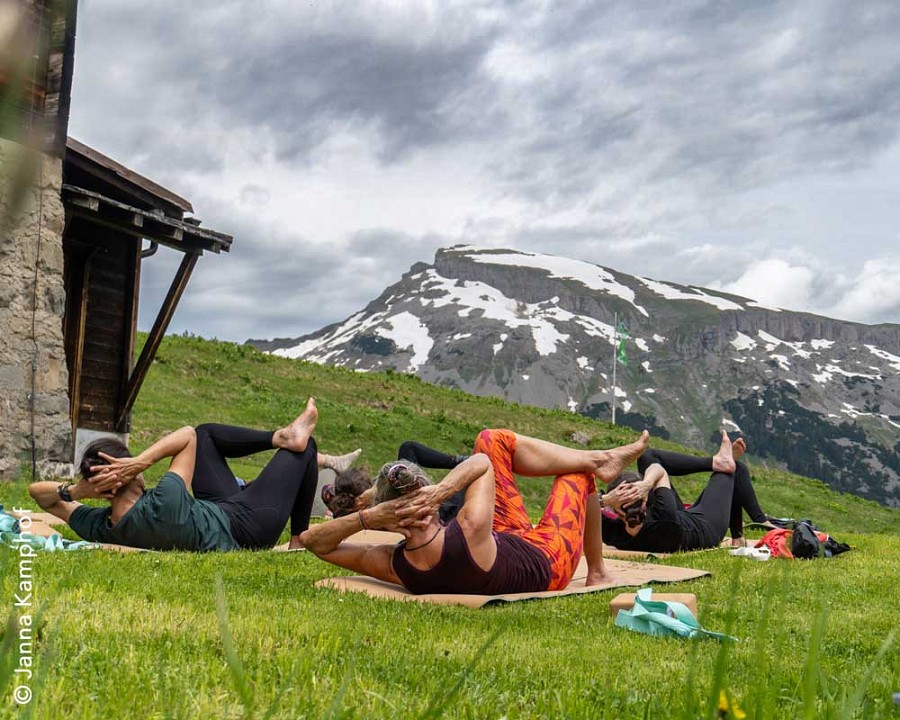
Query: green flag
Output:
[[616, 321, 629, 367]]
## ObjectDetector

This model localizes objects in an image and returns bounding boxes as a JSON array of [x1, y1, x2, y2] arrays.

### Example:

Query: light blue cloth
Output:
[[614, 587, 736, 642], [0, 504, 99, 552]]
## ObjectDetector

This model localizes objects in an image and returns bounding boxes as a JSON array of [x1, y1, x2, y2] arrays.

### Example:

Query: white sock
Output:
[[322, 448, 362, 472]]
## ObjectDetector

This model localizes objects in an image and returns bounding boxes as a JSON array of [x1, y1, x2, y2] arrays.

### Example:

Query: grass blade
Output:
[[800, 605, 828, 720], [215, 574, 254, 718], [838, 630, 896, 720], [417, 627, 504, 720]]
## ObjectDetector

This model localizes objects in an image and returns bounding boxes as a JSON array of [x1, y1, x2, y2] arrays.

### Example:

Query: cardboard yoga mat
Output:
[[295, 529, 711, 605], [281, 528, 676, 559]]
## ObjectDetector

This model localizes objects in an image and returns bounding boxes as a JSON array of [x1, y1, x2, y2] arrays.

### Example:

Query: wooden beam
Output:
[[116, 251, 199, 430], [69, 253, 92, 435], [118, 237, 143, 433], [70, 195, 99, 211], [62, 185, 232, 253]]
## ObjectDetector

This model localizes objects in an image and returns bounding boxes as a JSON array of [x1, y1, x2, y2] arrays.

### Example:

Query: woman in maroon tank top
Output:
[[301, 428, 649, 596]]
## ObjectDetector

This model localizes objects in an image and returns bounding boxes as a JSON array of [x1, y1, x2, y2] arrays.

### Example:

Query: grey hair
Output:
[[373, 460, 432, 504]]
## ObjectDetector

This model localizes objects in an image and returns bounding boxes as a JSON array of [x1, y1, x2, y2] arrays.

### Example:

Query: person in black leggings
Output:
[[322, 441, 469, 522], [600, 432, 772, 552], [29, 398, 321, 551], [189, 422, 319, 549]]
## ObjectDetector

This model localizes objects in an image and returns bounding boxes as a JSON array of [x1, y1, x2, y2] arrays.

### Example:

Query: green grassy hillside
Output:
[[0, 334, 897, 719]]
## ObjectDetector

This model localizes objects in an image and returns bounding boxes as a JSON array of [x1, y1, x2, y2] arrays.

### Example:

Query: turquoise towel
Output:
[[0, 504, 99, 552], [614, 587, 736, 642]]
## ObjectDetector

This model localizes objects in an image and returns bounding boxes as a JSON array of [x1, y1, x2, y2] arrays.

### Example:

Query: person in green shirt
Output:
[[29, 398, 328, 551]]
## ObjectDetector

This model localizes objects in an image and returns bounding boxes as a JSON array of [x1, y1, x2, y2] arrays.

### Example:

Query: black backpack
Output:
[[791, 519, 851, 559]]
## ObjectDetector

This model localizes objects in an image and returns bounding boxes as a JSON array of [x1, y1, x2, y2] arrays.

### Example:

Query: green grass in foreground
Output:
[[0, 334, 897, 718]]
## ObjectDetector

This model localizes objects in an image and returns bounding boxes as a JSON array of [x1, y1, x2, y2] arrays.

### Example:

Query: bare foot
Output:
[[274, 398, 318, 452], [711, 431, 736, 474], [586, 569, 619, 587], [588, 430, 650, 483], [319, 448, 362, 472], [287, 535, 304, 550], [732, 437, 747, 462]]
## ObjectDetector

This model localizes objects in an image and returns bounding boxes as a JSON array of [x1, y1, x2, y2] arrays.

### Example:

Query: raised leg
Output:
[[398, 441, 467, 469], [192, 424, 275, 501], [525, 471, 597, 590], [509, 431, 649, 483], [215, 437, 319, 550], [472, 429, 532, 534], [729, 461, 769, 541], [318, 448, 362, 472]]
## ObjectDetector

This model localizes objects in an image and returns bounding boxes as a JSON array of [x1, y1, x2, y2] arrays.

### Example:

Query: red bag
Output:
[[756, 529, 794, 558], [756, 527, 832, 559]]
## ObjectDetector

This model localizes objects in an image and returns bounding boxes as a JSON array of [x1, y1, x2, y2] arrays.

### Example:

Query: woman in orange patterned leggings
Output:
[[302, 428, 649, 595]]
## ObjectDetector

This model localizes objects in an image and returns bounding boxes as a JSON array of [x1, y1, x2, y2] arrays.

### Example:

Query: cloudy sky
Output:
[[68, 0, 900, 341]]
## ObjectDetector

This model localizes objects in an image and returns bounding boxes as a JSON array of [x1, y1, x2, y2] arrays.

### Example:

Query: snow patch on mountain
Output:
[[730, 332, 756, 351], [636, 276, 745, 311], [462, 250, 650, 317], [377, 312, 433, 372], [866, 345, 900, 371]]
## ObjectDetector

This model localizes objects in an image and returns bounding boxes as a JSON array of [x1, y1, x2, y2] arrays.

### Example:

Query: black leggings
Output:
[[192, 424, 318, 550], [638, 448, 767, 548], [397, 441, 464, 469], [397, 441, 467, 523]]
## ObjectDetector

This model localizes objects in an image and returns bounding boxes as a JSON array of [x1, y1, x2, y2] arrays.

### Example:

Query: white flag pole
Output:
[[611, 311, 617, 425]]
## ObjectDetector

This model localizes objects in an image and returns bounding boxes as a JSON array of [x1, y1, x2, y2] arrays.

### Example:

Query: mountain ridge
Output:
[[249, 246, 900, 507]]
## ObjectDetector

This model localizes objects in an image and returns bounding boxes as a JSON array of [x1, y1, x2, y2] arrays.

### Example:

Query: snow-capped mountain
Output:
[[250, 246, 900, 507]]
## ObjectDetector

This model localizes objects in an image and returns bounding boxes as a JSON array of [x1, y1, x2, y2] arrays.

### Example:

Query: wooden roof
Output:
[[62, 137, 232, 254], [66, 137, 193, 217], [62, 184, 232, 254]]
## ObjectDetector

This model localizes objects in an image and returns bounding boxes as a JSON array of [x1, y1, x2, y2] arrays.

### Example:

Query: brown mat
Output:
[[315, 556, 709, 608], [284, 528, 675, 559]]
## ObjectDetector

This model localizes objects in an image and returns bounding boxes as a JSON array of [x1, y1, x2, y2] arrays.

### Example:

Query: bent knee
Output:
[[397, 440, 417, 461], [473, 428, 516, 455]]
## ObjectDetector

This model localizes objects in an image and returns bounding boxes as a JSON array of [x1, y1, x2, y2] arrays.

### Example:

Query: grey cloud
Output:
[[491, 0, 900, 203], [136, 203, 448, 341], [72, 2, 503, 169], [69, 0, 900, 338]]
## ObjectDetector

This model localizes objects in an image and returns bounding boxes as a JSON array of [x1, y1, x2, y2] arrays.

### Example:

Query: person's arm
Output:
[[88, 426, 197, 490], [301, 506, 404, 585], [28, 477, 121, 523], [393, 454, 492, 526], [641, 463, 671, 492]]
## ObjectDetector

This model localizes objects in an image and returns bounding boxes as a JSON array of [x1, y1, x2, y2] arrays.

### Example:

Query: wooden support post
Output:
[[69, 255, 93, 434], [116, 238, 143, 433], [116, 251, 199, 430]]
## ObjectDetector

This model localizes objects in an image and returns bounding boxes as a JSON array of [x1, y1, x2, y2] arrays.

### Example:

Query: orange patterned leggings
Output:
[[473, 429, 596, 591]]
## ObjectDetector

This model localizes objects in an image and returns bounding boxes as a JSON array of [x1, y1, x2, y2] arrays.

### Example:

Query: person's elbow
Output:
[[299, 528, 325, 556], [28, 482, 50, 509]]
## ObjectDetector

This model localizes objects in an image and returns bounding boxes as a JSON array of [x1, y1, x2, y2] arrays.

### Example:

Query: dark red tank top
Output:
[[391, 519, 551, 595]]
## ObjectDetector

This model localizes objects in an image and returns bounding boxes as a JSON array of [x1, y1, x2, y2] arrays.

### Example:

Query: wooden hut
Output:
[[62, 139, 233, 445], [1, 0, 233, 476]]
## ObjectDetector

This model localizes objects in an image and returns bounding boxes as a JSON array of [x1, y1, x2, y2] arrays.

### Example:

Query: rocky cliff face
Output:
[[250, 246, 900, 507]]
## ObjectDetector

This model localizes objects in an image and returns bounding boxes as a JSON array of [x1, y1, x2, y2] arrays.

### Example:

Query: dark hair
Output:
[[326, 469, 373, 517], [79, 438, 131, 479], [607, 471, 646, 528], [607, 470, 641, 491]]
